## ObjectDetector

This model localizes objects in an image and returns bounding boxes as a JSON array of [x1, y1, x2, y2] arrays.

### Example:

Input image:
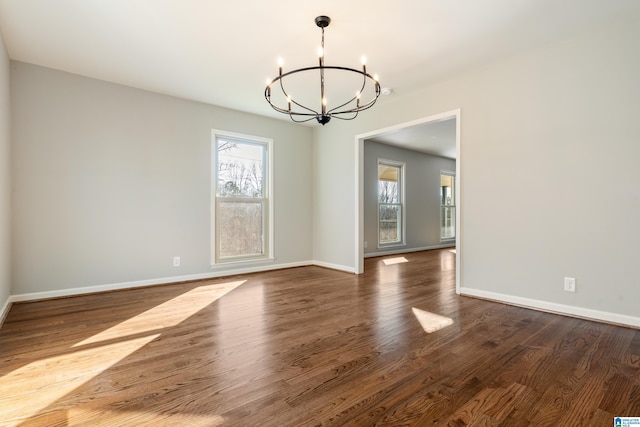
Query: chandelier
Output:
[[265, 16, 381, 125]]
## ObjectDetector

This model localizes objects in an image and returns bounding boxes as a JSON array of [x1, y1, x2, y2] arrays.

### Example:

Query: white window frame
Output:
[[377, 159, 406, 248], [440, 170, 456, 242], [211, 129, 274, 266]]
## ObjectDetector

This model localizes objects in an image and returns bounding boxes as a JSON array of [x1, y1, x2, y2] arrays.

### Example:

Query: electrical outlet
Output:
[[173, 256, 181, 267], [564, 277, 576, 292]]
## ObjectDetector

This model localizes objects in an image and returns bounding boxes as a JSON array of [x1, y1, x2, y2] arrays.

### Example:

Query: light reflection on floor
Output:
[[382, 256, 408, 266], [412, 307, 454, 333]]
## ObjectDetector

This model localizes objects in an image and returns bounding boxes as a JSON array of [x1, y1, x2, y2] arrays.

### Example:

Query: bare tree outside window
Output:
[[214, 137, 268, 261], [217, 140, 263, 198], [378, 180, 399, 204], [378, 162, 403, 245], [440, 172, 456, 241]]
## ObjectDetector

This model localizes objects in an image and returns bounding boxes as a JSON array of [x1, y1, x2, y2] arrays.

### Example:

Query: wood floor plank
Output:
[[1, 248, 639, 426]]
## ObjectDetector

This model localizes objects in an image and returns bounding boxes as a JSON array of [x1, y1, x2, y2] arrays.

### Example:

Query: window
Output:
[[212, 130, 272, 264], [378, 160, 405, 246], [440, 171, 455, 241]]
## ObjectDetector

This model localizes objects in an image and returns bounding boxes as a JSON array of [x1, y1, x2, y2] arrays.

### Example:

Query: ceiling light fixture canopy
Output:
[[265, 16, 381, 125]]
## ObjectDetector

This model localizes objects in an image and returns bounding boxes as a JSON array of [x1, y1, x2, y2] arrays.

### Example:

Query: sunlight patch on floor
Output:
[[0, 334, 160, 427], [383, 256, 408, 265], [0, 280, 248, 425], [449, 249, 456, 254], [74, 280, 246, 347], [412, 307, 454, 333]]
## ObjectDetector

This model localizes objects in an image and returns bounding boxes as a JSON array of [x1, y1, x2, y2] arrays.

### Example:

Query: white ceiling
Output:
[[1, 0, 639, 156], [369, 118, 457, 159]]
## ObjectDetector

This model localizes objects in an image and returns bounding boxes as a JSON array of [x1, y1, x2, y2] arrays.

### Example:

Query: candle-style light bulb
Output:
[[317, 47, 324, 58], [287, 96, 292, 111], [361, 56, 367, 65], [278, 58, 283, 75], [373, 74, 379, 82]]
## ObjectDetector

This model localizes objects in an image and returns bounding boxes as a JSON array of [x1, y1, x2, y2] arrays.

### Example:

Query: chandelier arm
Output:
[[318, 66, 379, 115], [264, 98, 319, 119], [332, 111, 360, 121], [333, 82, 381, 115], [325, 70, 370, 115], [265, 89, 312, 116], [334, 91, 380, 114], [266, 66, 332, 116], [265, 95, 319, 118], [289, 114, 317, 123], [278, 74, 320, 116]]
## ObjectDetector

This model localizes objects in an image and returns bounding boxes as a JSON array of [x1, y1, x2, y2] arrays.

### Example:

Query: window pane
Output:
[[440, 173, 455, 240], [378, 161, 403, 246], [218, 201, 263, 258], [378, 164, 400, 203], [378, 180, 399, 203], [217, 139, 264, 198], [440, 174, 454, 206], [441, 206, 455, 239], [380, 204, 401, 243]]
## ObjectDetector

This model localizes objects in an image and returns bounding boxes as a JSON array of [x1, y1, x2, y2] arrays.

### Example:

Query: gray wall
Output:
[[0, 31, 10, 312], [313, 16, 640, 323], [363, 141, 455, 256], [10, 62, 313, 295]]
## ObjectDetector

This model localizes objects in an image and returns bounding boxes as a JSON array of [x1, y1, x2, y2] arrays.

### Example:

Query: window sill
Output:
[[210, 257, 275, 270], [378, 242, 406, 250]]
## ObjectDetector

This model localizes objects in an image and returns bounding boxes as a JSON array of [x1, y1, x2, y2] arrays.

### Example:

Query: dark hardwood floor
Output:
[[1, 249, 638, 426]]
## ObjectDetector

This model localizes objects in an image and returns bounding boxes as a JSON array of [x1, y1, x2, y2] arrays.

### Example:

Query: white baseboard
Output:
[[0, 295, 11, 328], [311, 260, 356, 274], [6, 260, 314, 306], [460, 287, 640, 329], [364, 244, 454, 258]]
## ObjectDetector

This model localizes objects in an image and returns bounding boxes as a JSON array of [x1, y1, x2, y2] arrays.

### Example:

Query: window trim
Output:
[[377, 158, 406, 248], [211, 129, 274, 266], [440, 170, 456, 243]]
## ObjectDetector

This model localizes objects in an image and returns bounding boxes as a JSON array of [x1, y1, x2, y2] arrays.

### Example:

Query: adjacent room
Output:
[[1, 1, 639, 425]]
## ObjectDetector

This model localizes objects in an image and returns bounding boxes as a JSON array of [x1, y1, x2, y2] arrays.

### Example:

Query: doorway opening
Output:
[[355, 109, 461, 293]]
